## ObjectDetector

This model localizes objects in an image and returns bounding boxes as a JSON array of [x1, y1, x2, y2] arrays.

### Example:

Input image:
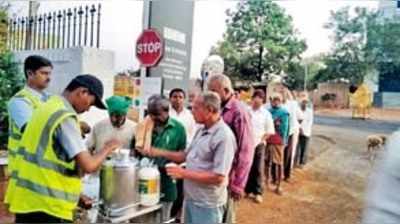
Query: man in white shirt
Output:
[[282, 89, 304, 181], [169, 88, 196, 144], [245, 90, 275, 203], [296, 98, 313, 167]]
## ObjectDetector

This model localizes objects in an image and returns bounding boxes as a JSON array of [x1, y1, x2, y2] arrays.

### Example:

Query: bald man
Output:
[[207, 74, 254, 223]]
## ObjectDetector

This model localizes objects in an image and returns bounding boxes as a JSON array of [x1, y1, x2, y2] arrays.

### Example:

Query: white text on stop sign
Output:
[[137, 42, 162, 54]]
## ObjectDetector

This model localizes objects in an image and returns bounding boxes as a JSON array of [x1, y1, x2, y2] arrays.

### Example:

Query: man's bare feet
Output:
[[254, 195, 263, 203], [247, 193, 256, 199], [275, 188, 283, 195]]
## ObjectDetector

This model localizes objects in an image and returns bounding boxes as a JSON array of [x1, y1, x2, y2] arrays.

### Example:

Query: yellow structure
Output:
[[349, 84, 373, 119], [114, 74, 140, 122], [238, 88, 252, 104]]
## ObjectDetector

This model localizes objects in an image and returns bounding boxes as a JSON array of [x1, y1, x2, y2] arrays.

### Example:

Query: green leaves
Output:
[[0, 52, 24, 149], [317, 7, 381, 85], [0, 2, 24, 148], [211, 0, 306, 83], [319, 6, 400, 85]]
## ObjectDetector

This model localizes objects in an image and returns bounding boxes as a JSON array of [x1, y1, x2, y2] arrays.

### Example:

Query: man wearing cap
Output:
[[87, 95, 137, 156], [9, 75, 121, 223]]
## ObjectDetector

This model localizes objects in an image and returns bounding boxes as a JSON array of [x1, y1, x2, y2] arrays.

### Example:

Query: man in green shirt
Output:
[[138, 95, 186, 222]]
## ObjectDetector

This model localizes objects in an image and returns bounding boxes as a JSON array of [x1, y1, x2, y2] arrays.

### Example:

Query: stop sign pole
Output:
[[138, 2, 166, 120], [139, 1, 151, 121]]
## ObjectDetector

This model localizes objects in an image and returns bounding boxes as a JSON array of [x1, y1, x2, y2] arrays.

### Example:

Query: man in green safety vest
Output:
[[5, 55, 53, 206], [9, 74, 121, 223]]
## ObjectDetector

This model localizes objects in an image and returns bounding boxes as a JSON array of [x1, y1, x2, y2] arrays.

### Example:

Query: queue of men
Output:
[[4, 55, 314, 223]]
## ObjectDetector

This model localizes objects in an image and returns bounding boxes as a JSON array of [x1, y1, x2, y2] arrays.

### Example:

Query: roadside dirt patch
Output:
[[237, 168, 363, 224], [237, 125, 373, 224]]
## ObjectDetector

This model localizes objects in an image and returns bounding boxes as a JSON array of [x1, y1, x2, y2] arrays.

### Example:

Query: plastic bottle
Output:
[[138, 165, 160, 206]]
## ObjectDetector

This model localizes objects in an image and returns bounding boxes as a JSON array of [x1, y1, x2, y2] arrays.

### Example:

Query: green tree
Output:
[[211, 0, 306, 82], [0, 52, 24, 149], [0, 2, 24, 148], [365, 16, 400, 76], [319, 7, 378, 84]]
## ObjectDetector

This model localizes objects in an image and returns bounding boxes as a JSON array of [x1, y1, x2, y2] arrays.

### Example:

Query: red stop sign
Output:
[[136, 29, 164, 67]]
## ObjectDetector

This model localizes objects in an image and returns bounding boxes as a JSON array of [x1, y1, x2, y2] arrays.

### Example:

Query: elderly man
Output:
[[148, 92, 236, 224], [207, 74, 254, 223], [9, 75, 120, 223], [282, 88, 303, 181], [87, 95, 137, 155], [296, 97, 314, 167], [84, 95, 137, 220], [168, 88, 198, 221], [137, 95, 187, 222]]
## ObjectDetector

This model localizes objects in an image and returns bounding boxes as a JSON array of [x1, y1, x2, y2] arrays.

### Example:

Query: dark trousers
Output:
[[171, 179, 184, 219], [245, 143, 266, 195], [284, 135, 294, 180], [15, 212, 71, 223], [296, 135, 310, 165]]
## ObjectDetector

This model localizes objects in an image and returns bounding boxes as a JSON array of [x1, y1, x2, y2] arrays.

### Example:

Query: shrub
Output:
[[0, 52, 24, 149]]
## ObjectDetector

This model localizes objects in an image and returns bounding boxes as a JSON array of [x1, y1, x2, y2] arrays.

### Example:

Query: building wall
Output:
[[375, 0, 400, 109], [311, 82, 350, 108], [374, 92, 400, 108], [14, 47, 115, 127]]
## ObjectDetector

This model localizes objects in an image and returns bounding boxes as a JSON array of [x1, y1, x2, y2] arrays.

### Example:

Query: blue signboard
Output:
[[379, 70, 400, 92]]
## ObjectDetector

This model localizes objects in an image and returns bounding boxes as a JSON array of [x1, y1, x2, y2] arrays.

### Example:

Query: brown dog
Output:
[[367, 135, 386, 163]]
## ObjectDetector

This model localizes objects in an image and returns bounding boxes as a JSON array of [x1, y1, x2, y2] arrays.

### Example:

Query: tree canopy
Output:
[[211, 0, 306, 82], [0, 2, 25, 148], [316, 6, 400, 85]]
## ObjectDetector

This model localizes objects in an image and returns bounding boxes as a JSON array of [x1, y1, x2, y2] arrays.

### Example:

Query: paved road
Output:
[[315, 115, 400, 134]]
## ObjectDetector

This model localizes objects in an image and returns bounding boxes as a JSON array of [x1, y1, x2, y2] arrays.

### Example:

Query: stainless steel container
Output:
[[100, 152, 139, 217]]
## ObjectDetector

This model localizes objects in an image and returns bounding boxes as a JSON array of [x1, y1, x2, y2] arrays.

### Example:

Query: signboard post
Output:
[[139, 0, 194, 120], [145, 0, 195, 97]]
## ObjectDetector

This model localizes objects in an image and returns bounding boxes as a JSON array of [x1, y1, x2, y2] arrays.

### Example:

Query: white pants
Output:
[[162, 202, 173, 222], [290, 128, 300, 169]]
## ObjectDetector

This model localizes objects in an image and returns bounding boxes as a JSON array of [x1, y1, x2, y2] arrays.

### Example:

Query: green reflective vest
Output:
[[10, 96, 82, 221], [5, 88, 42, 205]]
